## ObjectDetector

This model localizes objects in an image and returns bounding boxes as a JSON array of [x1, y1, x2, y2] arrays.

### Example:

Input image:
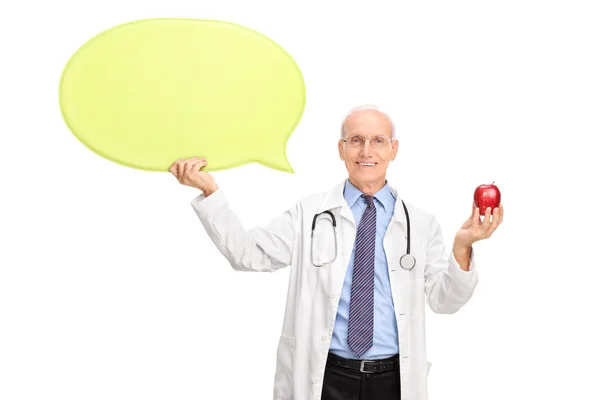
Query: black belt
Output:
[[327, 352, 399, 374]]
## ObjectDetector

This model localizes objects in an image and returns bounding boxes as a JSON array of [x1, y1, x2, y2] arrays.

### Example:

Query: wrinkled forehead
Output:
[[342, 110, 393, 138]]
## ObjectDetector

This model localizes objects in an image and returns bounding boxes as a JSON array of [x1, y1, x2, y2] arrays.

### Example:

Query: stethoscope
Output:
[[311, 200, 416, 270]]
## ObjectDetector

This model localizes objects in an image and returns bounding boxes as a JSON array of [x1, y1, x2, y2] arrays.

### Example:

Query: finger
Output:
[[169, 158, 184, 173], [181, 158, 196, 177], [179, 156, 198, 174], [487, 207, 501, 235], [482, 207, 492, 230], [195, 157, 207, 169], [171, 158, 185, 179], [497, 204, 504, 225], [176, 159, 186, 179], [187, 157, 207, 171], [472, 205, 480, 226], [184, 158, 206, 176]]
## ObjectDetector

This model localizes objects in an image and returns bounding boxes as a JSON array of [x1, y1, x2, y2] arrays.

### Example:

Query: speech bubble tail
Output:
[[258, 152, 295, 173]]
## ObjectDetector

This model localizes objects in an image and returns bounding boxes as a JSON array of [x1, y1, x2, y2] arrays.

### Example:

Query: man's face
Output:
[[338, 109, 398, 186]]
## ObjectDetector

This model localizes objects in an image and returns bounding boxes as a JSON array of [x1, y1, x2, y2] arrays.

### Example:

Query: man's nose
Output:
[[360, 140, 373, 156]]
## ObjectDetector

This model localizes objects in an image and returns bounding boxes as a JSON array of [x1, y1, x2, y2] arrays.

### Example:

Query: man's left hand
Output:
[[454, 203, 504, 248]]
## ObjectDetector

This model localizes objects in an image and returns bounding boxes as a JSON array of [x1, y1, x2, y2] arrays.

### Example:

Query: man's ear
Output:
[[390, 139, 399, 161], [338, 140, 344, 160]]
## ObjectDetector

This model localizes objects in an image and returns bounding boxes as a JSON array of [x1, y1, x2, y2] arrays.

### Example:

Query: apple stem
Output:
[[492, 180, 495, 185]]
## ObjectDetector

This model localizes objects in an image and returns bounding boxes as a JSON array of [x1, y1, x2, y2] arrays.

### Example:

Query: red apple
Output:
[[474, 182, 501, 214]]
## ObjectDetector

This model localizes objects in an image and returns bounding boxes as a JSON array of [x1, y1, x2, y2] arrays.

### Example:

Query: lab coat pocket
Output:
[[311, 216, 338, 267], [273, 335, 295, 400]]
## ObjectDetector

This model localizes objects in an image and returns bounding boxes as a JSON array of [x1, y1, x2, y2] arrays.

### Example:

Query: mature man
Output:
[[170, 105, 503, 400]]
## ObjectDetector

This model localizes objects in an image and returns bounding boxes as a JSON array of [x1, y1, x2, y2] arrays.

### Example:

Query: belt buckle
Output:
[[360, 360, 375, 373]]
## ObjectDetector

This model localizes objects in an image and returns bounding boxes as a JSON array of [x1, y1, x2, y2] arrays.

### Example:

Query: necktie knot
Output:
[[362, 194, 375, 208]]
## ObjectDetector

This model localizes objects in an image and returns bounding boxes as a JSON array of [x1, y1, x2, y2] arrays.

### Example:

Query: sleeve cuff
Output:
[[190, 188, 226, 217], [448, 247, 477, 285]]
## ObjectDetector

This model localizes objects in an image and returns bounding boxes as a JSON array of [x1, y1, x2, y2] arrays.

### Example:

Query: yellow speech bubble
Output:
[[59, 18, 305, 173]]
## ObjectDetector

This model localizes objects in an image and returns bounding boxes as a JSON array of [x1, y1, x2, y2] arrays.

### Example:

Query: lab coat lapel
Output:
[[387, 182, 408, 233], [316, 180, 356, 300], [384, 182, 413, 316], [316, 179, 355, 227]]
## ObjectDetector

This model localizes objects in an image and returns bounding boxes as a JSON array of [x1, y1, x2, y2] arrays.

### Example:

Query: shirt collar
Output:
[[343, 179, 395, 213], [316, 179, 407, 232]]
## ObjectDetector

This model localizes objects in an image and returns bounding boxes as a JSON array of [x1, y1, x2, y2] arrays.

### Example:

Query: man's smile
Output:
[[356, 161, 378, 167]]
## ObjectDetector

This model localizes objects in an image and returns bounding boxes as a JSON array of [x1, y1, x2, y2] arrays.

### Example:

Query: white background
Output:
[[1, 1, 599, 399]]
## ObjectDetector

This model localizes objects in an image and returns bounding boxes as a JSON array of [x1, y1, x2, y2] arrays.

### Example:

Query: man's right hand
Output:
[[169, 156, 218, 196]]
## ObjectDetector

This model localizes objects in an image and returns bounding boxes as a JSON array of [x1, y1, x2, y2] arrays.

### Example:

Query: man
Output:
[[170, 105, 503, 400]]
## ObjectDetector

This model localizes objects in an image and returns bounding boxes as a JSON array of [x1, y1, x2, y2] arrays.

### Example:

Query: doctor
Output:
[[170, 105, 503, 400]]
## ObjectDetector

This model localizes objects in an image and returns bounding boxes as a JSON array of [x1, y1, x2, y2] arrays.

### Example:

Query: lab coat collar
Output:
[[317, 178, 408, 231]]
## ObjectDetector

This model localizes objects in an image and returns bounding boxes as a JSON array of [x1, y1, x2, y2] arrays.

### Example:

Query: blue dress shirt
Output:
[[329, 179, 399, 360]]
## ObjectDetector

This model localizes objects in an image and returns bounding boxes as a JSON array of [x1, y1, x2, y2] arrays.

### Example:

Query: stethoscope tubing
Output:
[[311, 200, 415, 270]]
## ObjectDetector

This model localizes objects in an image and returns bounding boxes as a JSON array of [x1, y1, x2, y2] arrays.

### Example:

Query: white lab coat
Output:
[[190, 179, 478, 400]]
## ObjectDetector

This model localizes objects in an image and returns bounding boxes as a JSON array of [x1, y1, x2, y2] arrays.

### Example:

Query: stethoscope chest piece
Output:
[[399, 253, 416, 270]]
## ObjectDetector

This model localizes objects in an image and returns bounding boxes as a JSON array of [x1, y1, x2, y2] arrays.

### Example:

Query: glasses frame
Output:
[[341, 135, 394, 149]]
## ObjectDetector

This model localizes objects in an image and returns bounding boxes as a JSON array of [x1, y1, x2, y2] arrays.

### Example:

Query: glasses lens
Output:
[[372, 136, 387, 148], [347, 136, 364, 147]]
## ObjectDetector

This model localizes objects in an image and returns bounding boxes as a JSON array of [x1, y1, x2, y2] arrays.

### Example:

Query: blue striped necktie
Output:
[[347, 194, 377, 357]]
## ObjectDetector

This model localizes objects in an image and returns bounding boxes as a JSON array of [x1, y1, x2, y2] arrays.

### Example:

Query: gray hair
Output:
[[340, 104, 396, 139]]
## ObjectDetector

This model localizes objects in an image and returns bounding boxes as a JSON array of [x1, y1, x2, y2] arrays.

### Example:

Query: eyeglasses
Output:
[[342, 135, 393, 148]]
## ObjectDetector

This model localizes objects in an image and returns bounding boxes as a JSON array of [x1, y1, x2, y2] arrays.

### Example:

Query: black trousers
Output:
[[320, 353, 401, 400]]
